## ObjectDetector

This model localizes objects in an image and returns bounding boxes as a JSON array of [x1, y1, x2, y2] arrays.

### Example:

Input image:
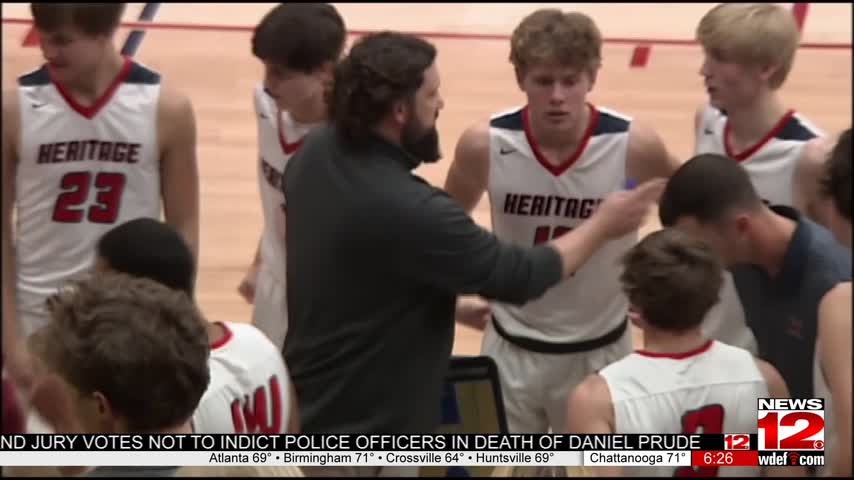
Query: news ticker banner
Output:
[[0, 433, 825, 468]]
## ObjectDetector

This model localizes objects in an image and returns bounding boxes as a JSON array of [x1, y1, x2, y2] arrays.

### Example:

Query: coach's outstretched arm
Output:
[[2, 90, 32, 389], [392, 177, 664, 305]]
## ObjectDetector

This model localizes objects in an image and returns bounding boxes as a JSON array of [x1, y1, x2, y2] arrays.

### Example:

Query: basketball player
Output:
[[692, 3, 829, 352], [28, 273, 209, 477], [444, 9, 681, 434], [2, 3, 200, 387], [94, 218, 299, 434], [236, 3, 347, 350], [567, 228, 794, 477], [814, 129, 851, 476]]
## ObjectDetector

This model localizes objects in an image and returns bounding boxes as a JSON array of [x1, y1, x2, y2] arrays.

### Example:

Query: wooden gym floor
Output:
[[2, 3, 851, 355]]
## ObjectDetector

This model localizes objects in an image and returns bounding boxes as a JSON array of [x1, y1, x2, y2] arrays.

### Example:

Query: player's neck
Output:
[[725, 92, 788, 149], [207, 321, 227, 347], [751, 208, 798, 278], [641, 329, 708, 355], [528, 105, 590, 156], [63, 52, 125, 106], [288, 96, 327, 125]]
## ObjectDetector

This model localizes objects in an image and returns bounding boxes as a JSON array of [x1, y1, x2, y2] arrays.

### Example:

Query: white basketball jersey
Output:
[[694, 105, 823, 206], [192, 322, 292, 434], [15, 58, 162, 335], [600, 340, 768, 477], [253, 84, 316, 287], [487, 104, 636, 342]]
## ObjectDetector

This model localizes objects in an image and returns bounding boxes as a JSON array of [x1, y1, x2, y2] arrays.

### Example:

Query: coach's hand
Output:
[[238, 265, 260, 304], [454, 296, 491, 331], [594, 178, 666, 239]]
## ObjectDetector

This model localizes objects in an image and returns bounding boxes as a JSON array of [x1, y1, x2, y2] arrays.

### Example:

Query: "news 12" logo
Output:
[[757, 398, 825, 451]]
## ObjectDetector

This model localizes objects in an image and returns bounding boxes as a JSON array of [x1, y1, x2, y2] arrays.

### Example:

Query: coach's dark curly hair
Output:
[[328, 32, 437, 143]]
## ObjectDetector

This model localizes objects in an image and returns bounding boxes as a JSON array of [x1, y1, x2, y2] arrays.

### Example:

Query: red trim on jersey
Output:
[[210, 322, 233, 350], [635, 339, 714, 359], [49, 56, 132, 120], [522, 104, 598, 177], [277, 109, 305, 155], [724, 110, 795, 161]]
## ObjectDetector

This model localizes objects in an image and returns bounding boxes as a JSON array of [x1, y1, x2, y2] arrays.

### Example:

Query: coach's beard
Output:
[[402, 117, 442, 164]]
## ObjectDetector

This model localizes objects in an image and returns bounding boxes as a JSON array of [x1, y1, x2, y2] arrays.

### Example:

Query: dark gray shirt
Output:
[[732, 206, 851, 398], [281, 125, 563, 434]]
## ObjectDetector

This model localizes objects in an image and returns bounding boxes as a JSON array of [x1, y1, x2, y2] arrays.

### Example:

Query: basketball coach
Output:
[[281, 32, 664, 440]]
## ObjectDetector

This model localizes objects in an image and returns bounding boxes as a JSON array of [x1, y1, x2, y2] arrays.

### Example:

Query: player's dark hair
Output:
[[31, 3, 125, 36], [659, 153, 764, 226], [620, 229, 724, 333], [328, 32, 437, 144], [97, 218, 195, 298], [252, 3, 346, 73], [34, 273, 209, 432], [821, 128, 852, 222]]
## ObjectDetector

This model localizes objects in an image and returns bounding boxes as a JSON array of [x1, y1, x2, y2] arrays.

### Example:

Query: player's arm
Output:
[[158, 84, 200, 262], [818, 283, 852, 476], [754, 359, 807, 477], [566, 374, 622, 477], [794, 137, 834, 228], [443, 122, 490, 214], [1, 90, 33, 388], [627, 121, 682, 185]]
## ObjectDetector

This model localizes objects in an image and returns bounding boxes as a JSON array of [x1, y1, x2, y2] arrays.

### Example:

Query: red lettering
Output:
[[51, 171, 126, 224], [676, 404, 724, 476], [230, 375, 283, 434]]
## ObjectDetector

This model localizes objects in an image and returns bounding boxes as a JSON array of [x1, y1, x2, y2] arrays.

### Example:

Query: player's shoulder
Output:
[[753, 356, 787, 396], [571, 372, 611, 404], [124, 60, 161, 86], [693, 103, 723, 129], [219, 321, 279, 350], [156, 79, 194, 122], [592, 105, 632, 135], [488, 106, 524, 131], [819, 281, 852, 324], [780, 111, 823, 142]]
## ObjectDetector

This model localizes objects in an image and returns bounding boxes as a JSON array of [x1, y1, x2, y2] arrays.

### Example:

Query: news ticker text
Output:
[[0, 434, 824, 468]]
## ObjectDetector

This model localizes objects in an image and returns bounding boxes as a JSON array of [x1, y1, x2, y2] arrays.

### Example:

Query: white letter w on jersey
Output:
[[230, 375, 283, 434]]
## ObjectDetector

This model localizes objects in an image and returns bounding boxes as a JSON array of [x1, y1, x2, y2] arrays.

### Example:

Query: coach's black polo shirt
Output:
[[281, 125, 563, 434], [732, 206, 851, 399]]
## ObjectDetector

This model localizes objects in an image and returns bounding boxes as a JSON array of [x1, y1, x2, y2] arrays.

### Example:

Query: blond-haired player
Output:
[[444, 9, 680, 433], [692, 2, 831, 356]]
